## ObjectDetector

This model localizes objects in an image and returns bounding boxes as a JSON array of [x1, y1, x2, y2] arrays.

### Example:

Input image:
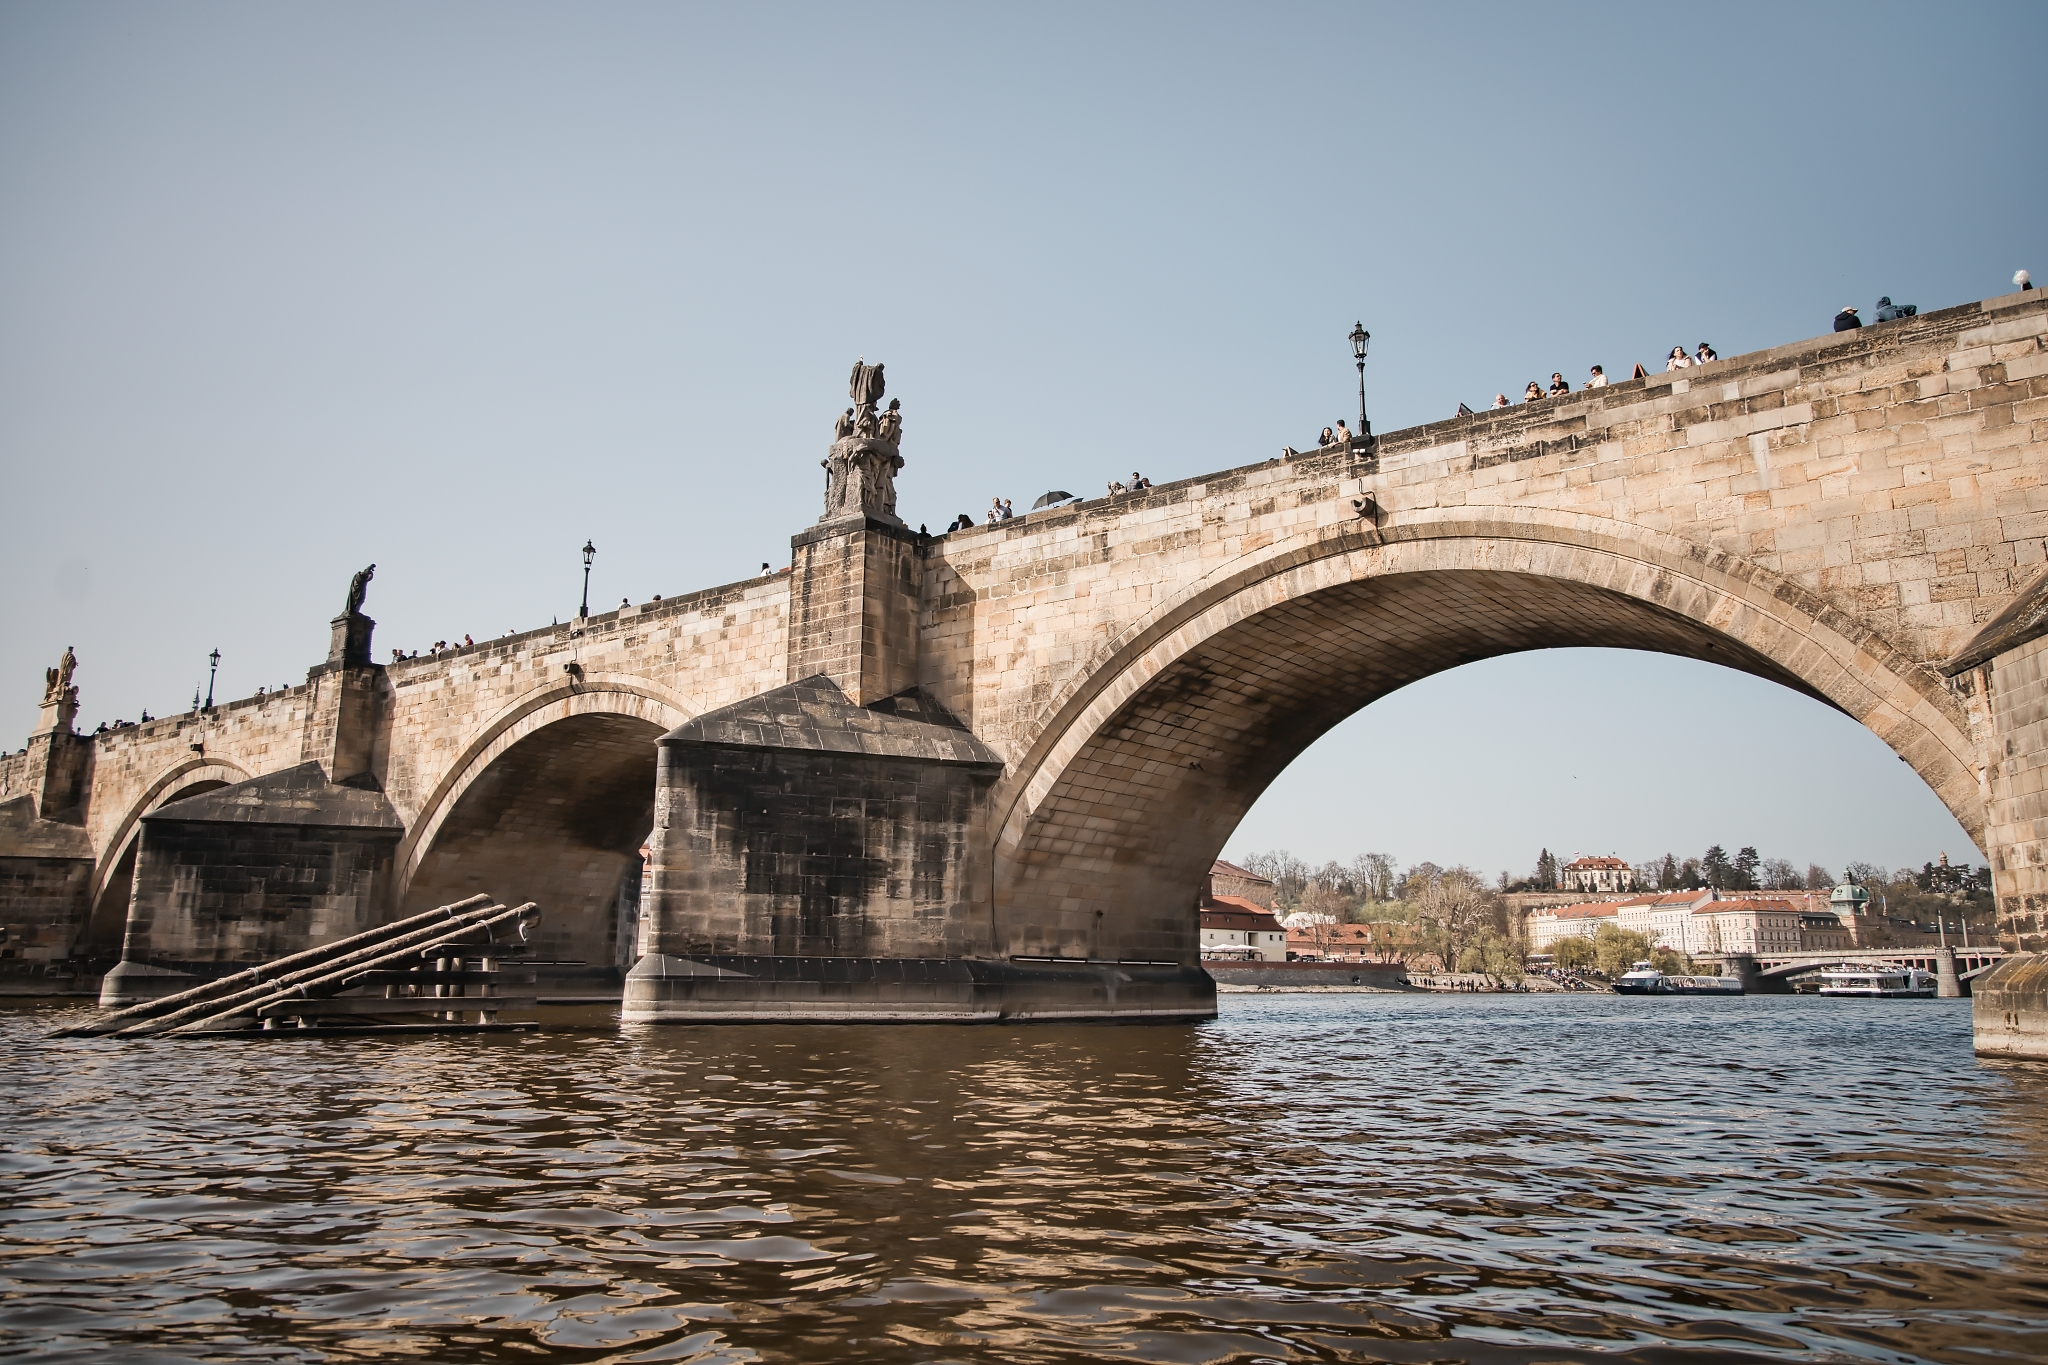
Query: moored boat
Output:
[[1815, 964, 1938, 997], [1612, 962, 1668, 994], [1667, 973, 1743, 995], [1612, 961, 1742, 995]]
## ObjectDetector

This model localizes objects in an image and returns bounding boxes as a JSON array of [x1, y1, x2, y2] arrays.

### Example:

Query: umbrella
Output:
[[1031, 490, 1075, 510]]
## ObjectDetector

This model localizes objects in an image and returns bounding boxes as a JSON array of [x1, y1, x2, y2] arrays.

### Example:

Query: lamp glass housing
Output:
[[582, 540, 596, 569], [1350, 323, 1370, 360]]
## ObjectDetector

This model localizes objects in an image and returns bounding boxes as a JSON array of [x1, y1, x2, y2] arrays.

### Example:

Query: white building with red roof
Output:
[[1557, 854, 1635, 893], [1523, 900, 1623, 952]]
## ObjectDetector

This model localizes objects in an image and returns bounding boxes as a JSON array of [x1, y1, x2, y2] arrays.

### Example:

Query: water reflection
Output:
[[2, 994, 2045, 1362]]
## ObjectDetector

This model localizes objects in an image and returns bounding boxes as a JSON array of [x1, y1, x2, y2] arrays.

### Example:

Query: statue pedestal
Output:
[[820, 436, 904, 527], [328, 613, 375, 668], [31, 692, 77, 737]]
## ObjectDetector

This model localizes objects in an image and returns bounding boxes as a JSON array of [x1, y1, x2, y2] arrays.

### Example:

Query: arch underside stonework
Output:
[[399, 681, 687, 985], [991, 515, 1980, 962], [80, 760, 249, 958]]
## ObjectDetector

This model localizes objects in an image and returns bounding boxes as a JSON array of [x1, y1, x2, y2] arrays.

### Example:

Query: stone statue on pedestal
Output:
[[344, 564, 376, 616], [43, 646, 75, 704], [821, 361, 905, 525], [331, 565, 378, 667]]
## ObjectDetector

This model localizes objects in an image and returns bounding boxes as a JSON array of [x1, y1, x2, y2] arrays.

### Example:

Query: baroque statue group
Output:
[[821, 360, 905, 524]]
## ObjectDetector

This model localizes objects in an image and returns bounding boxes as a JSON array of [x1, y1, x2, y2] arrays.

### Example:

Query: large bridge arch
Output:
[[397, 675, 690, 984], [989, 507, 1981, 961]]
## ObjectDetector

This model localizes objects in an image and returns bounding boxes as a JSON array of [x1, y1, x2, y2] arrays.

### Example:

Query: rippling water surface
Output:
[[4, 993, 2046, 1363]]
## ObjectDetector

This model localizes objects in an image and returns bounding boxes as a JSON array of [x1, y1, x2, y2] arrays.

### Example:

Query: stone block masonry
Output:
[[4, 294, 2045, 1027]]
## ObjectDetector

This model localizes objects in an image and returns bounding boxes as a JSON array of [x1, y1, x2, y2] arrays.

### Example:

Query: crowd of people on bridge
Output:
[[1480, 343, 1718, 413]]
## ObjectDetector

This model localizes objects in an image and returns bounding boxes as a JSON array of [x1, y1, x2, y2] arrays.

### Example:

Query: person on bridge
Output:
[[1834, 305, 1861, 331], [1491, 393, 1510, 409], [1523, 381, 1543, 402], [1331, 422, 1351, 445], [1695, 342, 1718, 363], [1665, 346, 1692, 371], [1548, 373, 1570, 396], [1317, 426, 1335, 447], [1586, 365, 1608, 388]]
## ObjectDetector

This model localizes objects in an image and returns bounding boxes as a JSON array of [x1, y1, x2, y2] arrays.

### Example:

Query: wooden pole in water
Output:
[[51, 896, 496, 1038]]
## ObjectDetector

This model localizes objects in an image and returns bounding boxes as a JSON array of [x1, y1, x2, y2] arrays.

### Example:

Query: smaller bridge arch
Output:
[[80, 757, 251, 958], [398, 673, 690, 986]]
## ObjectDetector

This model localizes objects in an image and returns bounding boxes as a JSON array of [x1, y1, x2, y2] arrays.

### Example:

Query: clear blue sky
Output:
[[3, 3, 2040, 876]]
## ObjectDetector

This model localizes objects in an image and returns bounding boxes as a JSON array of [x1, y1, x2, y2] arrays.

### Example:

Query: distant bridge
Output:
[[1719, 947, 2009, 981]]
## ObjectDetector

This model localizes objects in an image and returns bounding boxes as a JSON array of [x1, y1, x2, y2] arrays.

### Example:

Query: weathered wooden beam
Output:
[[51, 894, 495, 1037]]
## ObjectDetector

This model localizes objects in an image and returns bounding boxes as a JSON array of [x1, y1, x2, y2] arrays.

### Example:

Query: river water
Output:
[[3, 992, 2045, 1364]]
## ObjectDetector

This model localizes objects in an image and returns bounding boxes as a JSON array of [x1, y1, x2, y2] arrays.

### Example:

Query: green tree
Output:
[[1658, 853, 1680, 890], [1649, 946, 1690, 975], [1734, 846, 1760, 890], [1535, 848, 1558, 889], [1591, 923, 1657, 978], [1702, 845, 1733, 889], [1552, 935, 1596, 971], [1457, 928, 1527, 983]]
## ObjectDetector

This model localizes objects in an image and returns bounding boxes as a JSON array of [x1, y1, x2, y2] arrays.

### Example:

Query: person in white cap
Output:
[[1833, 305, 1861, 332]]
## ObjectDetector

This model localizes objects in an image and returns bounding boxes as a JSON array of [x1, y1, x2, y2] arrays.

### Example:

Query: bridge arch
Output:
[[396, 673, 690, 983], [989, 506, 1980, 961], [81, 757, 251, 957]]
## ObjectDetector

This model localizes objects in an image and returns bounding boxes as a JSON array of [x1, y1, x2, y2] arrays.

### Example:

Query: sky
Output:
[[2, 3, 2040, 875]]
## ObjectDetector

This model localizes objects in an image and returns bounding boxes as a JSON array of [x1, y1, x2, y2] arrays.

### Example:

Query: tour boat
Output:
[[1612, 962, 1668, 994], [1667, 973, 1743, 995], [1816, 965, 1938, 997], [1611, 962, 1743, 995]]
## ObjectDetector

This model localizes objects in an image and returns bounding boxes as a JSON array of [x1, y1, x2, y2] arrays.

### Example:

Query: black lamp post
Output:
[[205, 648, 220, 709], [1349, 322, 1372, 442], [579, 541, 596, 619]]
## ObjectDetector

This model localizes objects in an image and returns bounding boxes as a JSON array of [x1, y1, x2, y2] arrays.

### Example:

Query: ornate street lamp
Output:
[[1349, 322, 1372, 443], [205, 648, 220, 709], [579, 541, 596, 619]]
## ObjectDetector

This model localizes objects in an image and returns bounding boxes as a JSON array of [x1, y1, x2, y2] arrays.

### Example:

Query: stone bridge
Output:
[[5, 289, 2047, 1018]]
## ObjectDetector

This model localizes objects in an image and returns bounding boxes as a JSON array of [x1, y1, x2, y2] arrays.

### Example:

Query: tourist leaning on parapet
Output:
[[1665, 346, 1691, 372], [1694, 342, 1717, 363], [1834, 305, 1861, 331], [1586, 365, 1608, 388], [1491, 392, 1510, 409], [1523, 381, 1543, 402], [1332, 422, 1351, 446], [1548, 372, 1569, 396], [1874, 296, 1917, 322]]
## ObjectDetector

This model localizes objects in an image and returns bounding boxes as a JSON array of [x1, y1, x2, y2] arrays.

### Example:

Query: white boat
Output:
[[1816, 964, 1938, 997], [1611, 962, 1744, 996], [1668, 973, 1743, 995], [1612, 961, 1667, 994]]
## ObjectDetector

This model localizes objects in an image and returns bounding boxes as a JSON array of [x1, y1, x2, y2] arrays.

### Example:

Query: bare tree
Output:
[[1805, 863, 1833, 890], [1351, 852, 1397, 903], [1759, 857, 1801, 891], [1413, 867, 1497, 973], [1239, 850, 1311, 907], [1396, 861, 1444, 900]]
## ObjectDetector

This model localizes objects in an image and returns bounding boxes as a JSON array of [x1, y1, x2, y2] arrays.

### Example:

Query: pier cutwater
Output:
[[4, 294, 2048, 1045]]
